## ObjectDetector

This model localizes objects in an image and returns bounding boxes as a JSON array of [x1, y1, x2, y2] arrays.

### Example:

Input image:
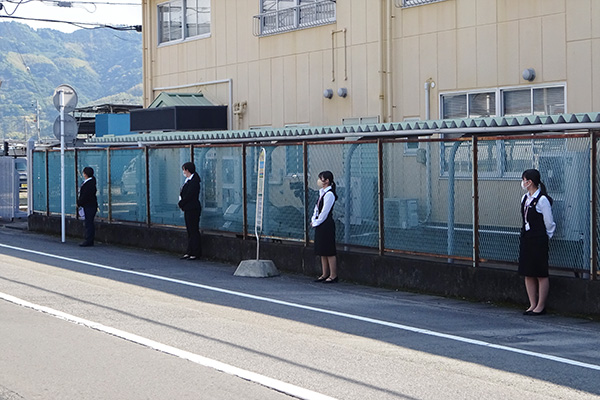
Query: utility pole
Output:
[[32, 100, 41, 140]]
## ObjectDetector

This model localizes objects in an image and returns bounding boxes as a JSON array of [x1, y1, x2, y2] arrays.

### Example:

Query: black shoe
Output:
[[187, 256, 197, 260], [79, 242, 93, 247], [530, 309, 546, 316], [180, 254, 190, 259], [323, 277, 338, 283], [314, 276, 328, 282], [523, 310, 534, 315]]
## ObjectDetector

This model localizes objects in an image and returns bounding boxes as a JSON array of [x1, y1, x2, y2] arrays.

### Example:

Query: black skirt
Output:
[[314, 218, 336, 256], [518, 233, 549, 277]]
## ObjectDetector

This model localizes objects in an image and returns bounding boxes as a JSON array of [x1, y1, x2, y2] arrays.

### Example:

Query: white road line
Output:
[[2, 243, 600, 372], [0, 292, 338, 400]]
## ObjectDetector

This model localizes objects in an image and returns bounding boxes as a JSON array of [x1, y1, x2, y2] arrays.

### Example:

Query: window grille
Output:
[[254, 0, 336, 37], [394, 0, 448, 8]]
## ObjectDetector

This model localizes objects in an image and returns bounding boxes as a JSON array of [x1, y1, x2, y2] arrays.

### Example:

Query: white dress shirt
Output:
[[522, 188, 556, 238], [311, 187, 335, 228]]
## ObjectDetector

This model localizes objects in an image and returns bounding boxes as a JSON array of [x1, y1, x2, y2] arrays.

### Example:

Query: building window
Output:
[[158, 0, 210, 44], [342, 116, 381, 125], [441, 91, 497, 119], [395, 0, 448, 8], [440, 85, 566, 178], [441, 85, 565, 119], [503, 86, 565, 116], [254, 0, 336, 37]]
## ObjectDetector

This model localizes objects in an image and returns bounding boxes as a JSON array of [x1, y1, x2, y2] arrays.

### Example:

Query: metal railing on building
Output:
[[253, 1, 336, 37]]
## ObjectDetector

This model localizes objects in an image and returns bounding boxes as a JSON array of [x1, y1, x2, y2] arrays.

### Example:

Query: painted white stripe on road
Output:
[[0, 291, 337, 400], [2, 243, 600, 372]]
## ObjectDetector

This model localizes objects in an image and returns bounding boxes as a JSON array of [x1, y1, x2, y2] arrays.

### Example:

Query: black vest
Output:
[[521, 193, 546, 237], [317, 191, 335, 221]]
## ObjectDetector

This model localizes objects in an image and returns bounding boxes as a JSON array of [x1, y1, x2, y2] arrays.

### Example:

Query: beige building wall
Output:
[[142, 0, 384, 129], [142, 0, 600, 129], [140, 0, 598, 230]]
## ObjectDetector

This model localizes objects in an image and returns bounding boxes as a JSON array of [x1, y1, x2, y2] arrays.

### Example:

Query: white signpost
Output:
[[254, 148, 266, 259], [52, 84, 78, 243], [234, 148, 279, 278]]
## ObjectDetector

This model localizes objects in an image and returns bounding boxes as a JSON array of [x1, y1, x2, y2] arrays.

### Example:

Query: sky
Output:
[[0, 0, 142, 33]]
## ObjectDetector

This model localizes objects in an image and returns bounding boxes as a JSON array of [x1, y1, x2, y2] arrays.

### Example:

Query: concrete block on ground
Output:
[[234, 259, 279, 278]]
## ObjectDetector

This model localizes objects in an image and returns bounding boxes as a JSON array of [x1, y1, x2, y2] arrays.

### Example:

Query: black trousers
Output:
[[83, 206, 97, 244], [184, 208, 201, 256]]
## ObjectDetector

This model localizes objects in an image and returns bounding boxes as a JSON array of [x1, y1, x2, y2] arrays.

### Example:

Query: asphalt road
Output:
[[1, 226, 599, 400]]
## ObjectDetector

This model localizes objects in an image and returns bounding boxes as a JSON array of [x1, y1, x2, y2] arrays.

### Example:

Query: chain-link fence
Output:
[[47, 150, 77, 214], [476, 136, 591, 272], [199, 145, 244, 233], [595, 135, 600, 280], [31, 132, 599, 277], [77, 149, 108, 219]]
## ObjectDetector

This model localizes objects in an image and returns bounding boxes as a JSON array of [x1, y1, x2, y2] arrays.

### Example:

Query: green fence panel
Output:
[[47, 150, 77, 215], [32, 151, 47, 213], [196, 146, 244, 233], [77, 149, 108, 219], [110, 148, 147, 223], [148, 147, 191, 226]]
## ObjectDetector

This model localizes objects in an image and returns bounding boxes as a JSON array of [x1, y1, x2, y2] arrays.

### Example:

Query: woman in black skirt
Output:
[[311, 171, 338, 283], [519, 169, 555, 315]]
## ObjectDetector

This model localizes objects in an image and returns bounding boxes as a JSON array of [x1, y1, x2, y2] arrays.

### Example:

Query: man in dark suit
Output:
[[178, 162, 202, 260], [77, 166, 98, 247]]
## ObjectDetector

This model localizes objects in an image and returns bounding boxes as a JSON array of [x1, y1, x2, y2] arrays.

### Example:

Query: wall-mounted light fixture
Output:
[[337, 87, 348, 98], [522, 68, 536, 81], [323, 89, 333, 99]]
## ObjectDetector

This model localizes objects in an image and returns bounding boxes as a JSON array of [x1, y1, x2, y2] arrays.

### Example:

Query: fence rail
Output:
[[31, 132, 599, 278]]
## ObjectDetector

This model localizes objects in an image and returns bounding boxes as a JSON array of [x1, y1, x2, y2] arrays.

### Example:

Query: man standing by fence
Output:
[[178, 162, 202, 260], [77, 166, 98, 247]]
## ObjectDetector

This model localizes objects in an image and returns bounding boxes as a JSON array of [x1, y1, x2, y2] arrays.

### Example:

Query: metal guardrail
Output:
[[394, 0, 448, 8], [253, 1, 336, 37]]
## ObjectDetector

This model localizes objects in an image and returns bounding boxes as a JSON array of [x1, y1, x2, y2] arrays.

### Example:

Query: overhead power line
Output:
[[0, 14, 142, 31], [2, 0, 141, 5]]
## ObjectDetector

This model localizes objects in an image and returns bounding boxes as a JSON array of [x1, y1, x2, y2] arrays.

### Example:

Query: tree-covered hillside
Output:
[[0, 21, 142, 140]]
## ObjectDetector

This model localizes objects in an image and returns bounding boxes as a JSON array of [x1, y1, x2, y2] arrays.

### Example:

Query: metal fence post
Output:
[[242, 144, 248, 240], [107, 148, 112, 222], [73, 147, 79, 218], [303, 141, 309, 246], [591, 130, 598, 280], [378, 139, 384, 256], [45, 149, 49, 216], [472, 136, 480, 268], [145, 146, 151, 227]]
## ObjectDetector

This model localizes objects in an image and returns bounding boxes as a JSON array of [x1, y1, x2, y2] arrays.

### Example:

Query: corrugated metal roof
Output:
[[86, 112, 600, 146], [149, 92, 214, 108]]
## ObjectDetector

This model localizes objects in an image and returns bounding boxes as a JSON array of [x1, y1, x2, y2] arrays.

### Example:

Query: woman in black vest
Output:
[[519, 169, 555, 315], [311, 171, 338, 283]]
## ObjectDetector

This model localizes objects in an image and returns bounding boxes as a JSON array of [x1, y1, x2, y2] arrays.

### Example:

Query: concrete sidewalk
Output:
[[0, 217, 28, 230], [1, 224, 600, 400], [19, 213, 600, 319]]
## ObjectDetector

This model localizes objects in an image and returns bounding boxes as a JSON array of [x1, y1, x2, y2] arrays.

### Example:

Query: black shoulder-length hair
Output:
[[182, 162, 196, 174], [522, 168, 553, 205], [318, 170, 338, 200]]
